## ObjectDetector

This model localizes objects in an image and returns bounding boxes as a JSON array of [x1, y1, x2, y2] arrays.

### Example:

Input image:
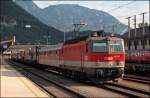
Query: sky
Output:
[[33, 1, 149, 26]]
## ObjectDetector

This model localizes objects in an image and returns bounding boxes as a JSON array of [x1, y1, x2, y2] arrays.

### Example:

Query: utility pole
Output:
[[126, 16, 131, 38], [102, 13, 105, 31], [12, 35, 16, 46], [139, 12, 148, 36], [63, 32, 66, 43], [112, 24, 115, 34], [133, 15, 137, 37], [43, 35, 50, 46]]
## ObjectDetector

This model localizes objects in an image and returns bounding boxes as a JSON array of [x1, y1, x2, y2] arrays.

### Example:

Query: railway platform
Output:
[[0, 57, 50, 97]]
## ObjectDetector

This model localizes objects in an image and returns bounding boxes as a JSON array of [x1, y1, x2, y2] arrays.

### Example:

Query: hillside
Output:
[[0, 0, 63, 44], [15, 1, 127, 34]]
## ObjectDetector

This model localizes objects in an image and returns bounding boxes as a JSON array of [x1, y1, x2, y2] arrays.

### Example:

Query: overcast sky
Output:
[[33, 1, 149, 26]]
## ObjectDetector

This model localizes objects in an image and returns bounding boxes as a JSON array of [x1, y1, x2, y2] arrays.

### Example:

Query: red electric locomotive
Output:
[[37, 31, 125, 82]]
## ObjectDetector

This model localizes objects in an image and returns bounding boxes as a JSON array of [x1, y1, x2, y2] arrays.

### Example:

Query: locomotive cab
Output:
[[85, 32, 125, 82]]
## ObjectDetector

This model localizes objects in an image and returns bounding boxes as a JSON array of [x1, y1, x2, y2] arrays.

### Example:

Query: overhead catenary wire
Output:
[[107, 0, 136, 13], [106, 0, 149, 26]]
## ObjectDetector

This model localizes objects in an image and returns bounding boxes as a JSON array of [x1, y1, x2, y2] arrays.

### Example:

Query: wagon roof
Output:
[[39, 43, 63, 52]]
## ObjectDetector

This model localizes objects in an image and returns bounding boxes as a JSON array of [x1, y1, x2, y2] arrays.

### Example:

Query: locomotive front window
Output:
[[92, 42, 108, 52], [109, 43, 123, 52]]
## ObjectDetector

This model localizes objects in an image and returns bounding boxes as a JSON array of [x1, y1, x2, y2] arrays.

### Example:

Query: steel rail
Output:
[[123, 75, 150, 85], [7, 60, 87, 98], [103, 82, 150, 98]]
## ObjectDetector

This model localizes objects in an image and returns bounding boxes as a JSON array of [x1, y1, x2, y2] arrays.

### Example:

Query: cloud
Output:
[[33, 1, 59, 9]]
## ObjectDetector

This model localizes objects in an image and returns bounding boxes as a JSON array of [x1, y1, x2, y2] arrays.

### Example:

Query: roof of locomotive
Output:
[[64, 36, 88, 45], [64, 31, 104, 45], [64, 31, 123, 45], [89, 36, 123, 41]]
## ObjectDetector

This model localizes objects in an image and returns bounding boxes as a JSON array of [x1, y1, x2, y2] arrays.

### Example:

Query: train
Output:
[[11, 31, 125, 83], [122, 26, 150, 75], [126, 49, 150, 64], [125, 49, 150, 74]]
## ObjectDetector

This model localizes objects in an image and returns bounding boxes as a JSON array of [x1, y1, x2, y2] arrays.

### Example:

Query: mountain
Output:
[[0, 0, 63, 44], [14, 0, 44, 22], [15, 1, 127, 34]]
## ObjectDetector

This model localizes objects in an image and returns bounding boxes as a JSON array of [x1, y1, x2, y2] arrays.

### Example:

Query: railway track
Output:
[[7, 60, 87, 98], [6, 60, 128, 97], [6, 60, 149, 98], [103, 82, 150, 98], [123, 74, 150, 84]]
